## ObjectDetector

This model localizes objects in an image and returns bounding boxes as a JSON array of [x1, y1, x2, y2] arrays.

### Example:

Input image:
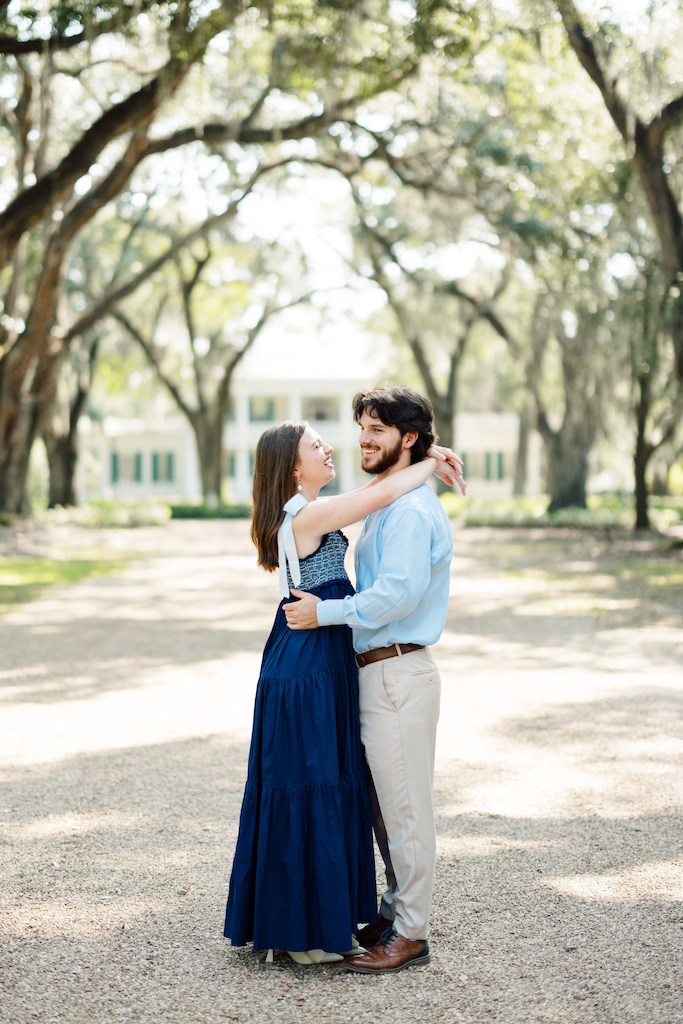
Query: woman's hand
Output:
[[427, 445, 467, 495]]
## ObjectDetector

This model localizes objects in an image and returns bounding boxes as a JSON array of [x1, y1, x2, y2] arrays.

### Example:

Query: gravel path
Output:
[[1, 520, 682, 1024]]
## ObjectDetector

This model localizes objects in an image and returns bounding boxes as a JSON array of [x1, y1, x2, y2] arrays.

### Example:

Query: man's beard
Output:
[[361, 437, 404, 475]]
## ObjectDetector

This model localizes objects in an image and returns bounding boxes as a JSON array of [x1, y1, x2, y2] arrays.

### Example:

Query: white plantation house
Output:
[[75, 329, 542, 502]]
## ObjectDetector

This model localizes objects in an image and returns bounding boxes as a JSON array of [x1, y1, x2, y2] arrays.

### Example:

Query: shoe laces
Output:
[[379, 926, 398, 946]]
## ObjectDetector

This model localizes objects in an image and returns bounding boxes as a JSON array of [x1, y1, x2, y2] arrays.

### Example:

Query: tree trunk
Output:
[[649, 455, 671, 496], [432, 404, 454, 495], [42, 344, 96, 507], [513, 395, 533, 496], [545, 433, 591, 511], [193, 414, 223, 505], [44, 431, 78, 506], [2, 342, 67, 511], [0, 412, 34, 512], [633, 374, 652, 529], [542, 408, 596, 512], [0, 352, 38, 512], [539, 323, 601, 512]]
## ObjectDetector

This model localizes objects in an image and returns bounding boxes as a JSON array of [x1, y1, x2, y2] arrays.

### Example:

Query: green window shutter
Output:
[[152, 453, 158, 482], [461, 453, 467, 477], [497, 452, 504, 480], [111, 452, 118, 483], [135, 453, 142, 482], [167, 453, 174, 482], [485, 452, 491, 480]]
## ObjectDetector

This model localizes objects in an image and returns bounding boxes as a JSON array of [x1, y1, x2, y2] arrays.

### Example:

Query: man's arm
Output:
[[284, 508, 432, 632]]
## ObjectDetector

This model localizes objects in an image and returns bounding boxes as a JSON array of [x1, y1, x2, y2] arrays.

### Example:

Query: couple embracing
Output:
[[224, 383, 465, 973]]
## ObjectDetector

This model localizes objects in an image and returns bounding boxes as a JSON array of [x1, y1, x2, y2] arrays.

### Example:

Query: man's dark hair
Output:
[[352, 383, 436, 463]]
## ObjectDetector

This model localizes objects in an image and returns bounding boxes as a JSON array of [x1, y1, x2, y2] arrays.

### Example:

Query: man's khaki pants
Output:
[[358, 647, 441, 941]]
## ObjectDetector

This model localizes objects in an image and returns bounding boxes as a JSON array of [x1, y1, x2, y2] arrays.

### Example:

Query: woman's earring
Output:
[[296, 475, 303, 492]]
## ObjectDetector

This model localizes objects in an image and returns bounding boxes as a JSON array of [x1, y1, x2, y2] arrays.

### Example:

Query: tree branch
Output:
[[650, 393, 683, 454], [555, 0, 683, 290], [142, 95, 368, 157], [179, 247, 211, 414], [113, 311, 195, 422], [63, 159, 292, 345], [554, 0, 629, 139], [216, 290, 314, 418], [0, 0, 159, 55], [0, 5, 235, 268], [648, 92, 683, 148]]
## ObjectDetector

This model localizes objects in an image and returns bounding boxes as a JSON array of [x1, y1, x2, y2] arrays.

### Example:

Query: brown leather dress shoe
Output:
[[355, 917, 393, 948], [346, 928, 430, 974]]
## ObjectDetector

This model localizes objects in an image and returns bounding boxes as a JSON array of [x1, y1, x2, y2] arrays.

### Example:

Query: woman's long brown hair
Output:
[[251, 421, 307, 571]]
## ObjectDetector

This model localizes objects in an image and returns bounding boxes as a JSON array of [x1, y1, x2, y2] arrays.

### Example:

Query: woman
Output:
[[224, 420, 459, 964]]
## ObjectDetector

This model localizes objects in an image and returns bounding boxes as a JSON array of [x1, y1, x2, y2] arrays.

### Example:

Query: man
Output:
[[284, 383, 463, 974]]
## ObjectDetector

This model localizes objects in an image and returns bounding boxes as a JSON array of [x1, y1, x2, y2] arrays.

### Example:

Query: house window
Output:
[[223, 450, 236, 478], [249, 396, 288, 422], [302, 396, 339, 422], [152, 452, 174, 482], [497, 452, 504, 480], [485, 452, 492, 480], [112, 452, 142, 482]]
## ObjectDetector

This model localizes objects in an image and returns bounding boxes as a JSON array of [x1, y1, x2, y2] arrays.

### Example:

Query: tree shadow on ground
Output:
[[499, 686, 683, 748], [0, 618, 270, 704], [1, 734, 682, 1023]]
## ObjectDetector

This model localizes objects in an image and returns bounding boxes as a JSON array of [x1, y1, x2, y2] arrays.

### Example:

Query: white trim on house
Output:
[[76, 383, 542, 502]]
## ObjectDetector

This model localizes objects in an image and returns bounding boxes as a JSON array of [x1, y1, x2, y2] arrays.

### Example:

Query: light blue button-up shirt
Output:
[[315, 484, 453, 654]]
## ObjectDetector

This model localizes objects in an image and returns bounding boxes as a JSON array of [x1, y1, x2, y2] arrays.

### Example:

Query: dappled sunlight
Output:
[[549, 862, 683, 903], [1, 653, 260, 765], [2, 522, 683, 1023]]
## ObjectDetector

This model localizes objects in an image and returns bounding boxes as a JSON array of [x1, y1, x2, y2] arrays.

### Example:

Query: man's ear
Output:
[[403, 431, 418, 450]]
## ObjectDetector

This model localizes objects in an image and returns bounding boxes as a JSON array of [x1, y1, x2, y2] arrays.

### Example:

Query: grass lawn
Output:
[[0, 556, 125, 610]]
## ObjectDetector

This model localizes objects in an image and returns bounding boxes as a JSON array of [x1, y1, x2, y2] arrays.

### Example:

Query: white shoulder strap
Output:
[[277, 493, 308, 598]]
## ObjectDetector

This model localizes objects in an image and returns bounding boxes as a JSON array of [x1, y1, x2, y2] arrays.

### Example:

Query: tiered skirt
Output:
[[224, 579, 377, 953]]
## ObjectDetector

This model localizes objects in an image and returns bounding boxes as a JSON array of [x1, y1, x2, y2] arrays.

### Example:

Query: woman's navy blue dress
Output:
[[224, 531, 377, 953]]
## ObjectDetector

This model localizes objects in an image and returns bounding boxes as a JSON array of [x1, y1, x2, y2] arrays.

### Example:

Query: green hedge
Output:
[[38, 500, 171, 527], [169, 503, 251, 520], [439, 493, 683, 530]]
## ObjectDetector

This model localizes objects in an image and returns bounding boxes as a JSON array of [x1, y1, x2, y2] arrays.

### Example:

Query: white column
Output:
[[340, 445, 355, 494], [233, 391, 251, 500], [340, 387, 359, 488], [527, 430, 543, 496], [289, 390, 302, 421]]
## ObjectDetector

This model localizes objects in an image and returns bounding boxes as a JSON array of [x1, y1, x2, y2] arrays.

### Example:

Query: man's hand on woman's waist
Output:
[[284, 589, 321, 630]]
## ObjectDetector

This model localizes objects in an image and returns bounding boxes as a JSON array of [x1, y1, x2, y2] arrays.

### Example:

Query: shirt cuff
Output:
[[316, 598, 347, 626]]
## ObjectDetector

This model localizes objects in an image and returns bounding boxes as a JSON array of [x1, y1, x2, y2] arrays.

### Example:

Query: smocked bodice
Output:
[[286, 531, 350, 593]]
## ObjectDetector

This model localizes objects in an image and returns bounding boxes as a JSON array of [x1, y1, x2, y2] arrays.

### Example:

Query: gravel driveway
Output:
[[1, 520, 682, 1024]]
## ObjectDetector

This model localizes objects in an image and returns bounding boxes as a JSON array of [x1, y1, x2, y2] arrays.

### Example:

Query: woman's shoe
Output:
[[287, 949, 344, 965], [338, 936, 367, 957]]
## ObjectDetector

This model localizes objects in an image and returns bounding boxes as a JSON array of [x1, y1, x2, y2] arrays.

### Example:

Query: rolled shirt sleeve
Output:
[[316, 508, 432, 631]]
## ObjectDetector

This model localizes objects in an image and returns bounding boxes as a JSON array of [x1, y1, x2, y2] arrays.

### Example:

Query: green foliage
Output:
[[38, 500, 171, 527], [169, 503, 251, 519], [440, 493, 683, 530]]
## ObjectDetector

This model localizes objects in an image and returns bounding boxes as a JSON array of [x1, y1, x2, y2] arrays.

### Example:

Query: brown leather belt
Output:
[[355, 643, 426, 669]]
